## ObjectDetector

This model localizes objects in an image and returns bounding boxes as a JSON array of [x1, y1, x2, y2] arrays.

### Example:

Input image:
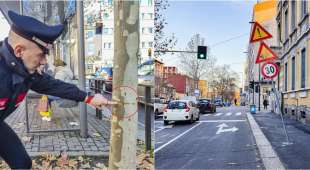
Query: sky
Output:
[[160, 0, 256, 87]]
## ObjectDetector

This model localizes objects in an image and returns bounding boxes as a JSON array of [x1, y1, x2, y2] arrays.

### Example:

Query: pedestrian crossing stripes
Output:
[[203, 112, 244, 117], [225, 112, 232, 116]]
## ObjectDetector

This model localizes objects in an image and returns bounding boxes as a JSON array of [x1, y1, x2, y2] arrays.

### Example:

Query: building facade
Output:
[[246, 0, 278, 108], [276, 0, 310, 123], [84, 0, 154, 69]]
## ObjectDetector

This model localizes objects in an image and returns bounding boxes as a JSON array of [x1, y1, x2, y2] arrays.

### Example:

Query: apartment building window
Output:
[[87, 43, 94, 56], [103, 28, 113, 35], [142, 42, 146, 48], [148, 42, 153, 48], [104, 42, 112, 49], [301, 0, 307, 18], [142, 13, 153, 20], [86, 31, 94, 39], [284, 10, 288, 40], [291, 0, 296, 30], [141, 0, 152, 6], [285, 62, 288, 91], [301, 48, 306, 88], [292, 57, 296, 90], [103, 13, 110, 19]]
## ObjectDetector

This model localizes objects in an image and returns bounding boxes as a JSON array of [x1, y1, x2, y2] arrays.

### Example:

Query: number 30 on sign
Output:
[[261, 62, 279, 79]]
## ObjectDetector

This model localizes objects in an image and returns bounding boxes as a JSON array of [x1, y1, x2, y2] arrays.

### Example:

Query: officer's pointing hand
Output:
[[85, 93, 118, 109]]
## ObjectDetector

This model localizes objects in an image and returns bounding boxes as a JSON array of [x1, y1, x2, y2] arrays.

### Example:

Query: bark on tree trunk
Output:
[[108, 0, 140, 169]]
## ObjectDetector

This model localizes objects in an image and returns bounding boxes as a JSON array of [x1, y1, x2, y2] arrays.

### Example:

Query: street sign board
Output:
[[261, 62, 279, 79], [250, 22, 273, 43], [194, 89, 200, 97], [255, 42, 277, 64]]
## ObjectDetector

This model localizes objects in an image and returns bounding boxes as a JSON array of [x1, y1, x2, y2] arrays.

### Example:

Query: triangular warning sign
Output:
[[250, 22, 273, 43], [255, 42, 277, 64]]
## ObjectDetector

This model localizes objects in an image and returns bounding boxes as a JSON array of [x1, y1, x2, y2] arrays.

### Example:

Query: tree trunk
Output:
[[108, 0, 139, 169]]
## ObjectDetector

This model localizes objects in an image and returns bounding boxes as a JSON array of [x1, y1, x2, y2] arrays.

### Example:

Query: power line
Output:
[[210, 33, 248, 47]]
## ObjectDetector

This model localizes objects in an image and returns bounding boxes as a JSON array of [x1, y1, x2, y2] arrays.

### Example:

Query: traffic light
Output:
[[249, 81, 254, 89], [197, 46, 207, 59], [255, 84, 260, 93]]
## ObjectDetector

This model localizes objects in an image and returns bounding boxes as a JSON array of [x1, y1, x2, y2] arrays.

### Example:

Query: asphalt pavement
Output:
[[155, 106, 264, 169]]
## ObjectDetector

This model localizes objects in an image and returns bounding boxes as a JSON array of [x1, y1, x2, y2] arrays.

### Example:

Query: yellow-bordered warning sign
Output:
[[250, 22, 272, 43], [255, 42, 277, 63]]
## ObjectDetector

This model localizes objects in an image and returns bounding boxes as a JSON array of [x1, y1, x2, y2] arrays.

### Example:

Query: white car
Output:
[[154, 98, 167, 118], [163, 100, 200, 125]]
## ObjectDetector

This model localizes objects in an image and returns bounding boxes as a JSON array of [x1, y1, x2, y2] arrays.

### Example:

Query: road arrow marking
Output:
[[216, 123, 239, 135]]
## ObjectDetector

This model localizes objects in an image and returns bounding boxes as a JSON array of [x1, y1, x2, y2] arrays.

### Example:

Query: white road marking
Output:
[[154, 127, 166, 133], [236, 112, 242, 116], [216, 123, 239, 134], [214, 113, 223, 116], [202, 114, 211, 116], [154, 122, 202, 153], [225, 112, 232, 116], [198, 120, 246, 123]]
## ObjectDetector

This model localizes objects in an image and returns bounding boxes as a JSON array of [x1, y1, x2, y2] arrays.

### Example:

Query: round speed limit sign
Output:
[[261, 62, 279, 79]]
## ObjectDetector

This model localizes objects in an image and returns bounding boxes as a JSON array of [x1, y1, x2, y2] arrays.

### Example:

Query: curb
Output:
[[28, 151, 110, 158], [246, 112, 285, 170]]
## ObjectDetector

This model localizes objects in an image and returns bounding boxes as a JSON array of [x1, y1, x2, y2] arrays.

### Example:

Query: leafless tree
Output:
[[179, 34, 216, 89], [154, 0, 177, 57], [208, 65, 239, 101]]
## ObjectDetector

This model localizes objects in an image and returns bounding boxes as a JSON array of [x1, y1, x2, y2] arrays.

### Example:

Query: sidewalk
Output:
[[250, 109, 310, 169], [5, 96, 146, 158]]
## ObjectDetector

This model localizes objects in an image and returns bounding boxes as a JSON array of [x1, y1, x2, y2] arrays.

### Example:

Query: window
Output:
[[142, 42, 146, 48], [86, 31, 94, 39], [285, 10, 288, 40], [104, 42, 112, 49], [285, 62, 288, 91], [291, 0, 296, 30], [142, 13, 153, 20], [103, 13, 109, 19], [141, 0, 152, 6], [103, 28, 113, 35], [148, 28, 153, 33], [301, 48, 306, 88], [148, 42, 153, 48], [277, 23, 281, 44], [87, 43, 94, 55], [292, 57, 295, 90], [301, 0, 307, 18]]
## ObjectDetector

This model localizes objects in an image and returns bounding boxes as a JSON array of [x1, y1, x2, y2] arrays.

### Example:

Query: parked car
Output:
[[163, 100, 199, 125], [223, 101, 232, 107], [154, 98, 168, 118], [197, 99, 216, 113], [214, 99, 224, 107]]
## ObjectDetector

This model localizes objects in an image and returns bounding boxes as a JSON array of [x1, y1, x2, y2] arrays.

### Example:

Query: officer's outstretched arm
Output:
[[30, 73, 117, 108]]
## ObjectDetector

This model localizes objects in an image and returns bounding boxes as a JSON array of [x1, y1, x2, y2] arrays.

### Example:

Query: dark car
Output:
[[214, 99, 224, 107], [197, 99, 216, 113]]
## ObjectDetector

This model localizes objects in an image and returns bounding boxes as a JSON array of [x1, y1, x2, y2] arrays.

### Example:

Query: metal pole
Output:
[[145, 86, 152, 151], [77, 1, 88, 138], [258, 64, 261, 111], [272, 79, 290, 144], [252, 80, 255, 105]]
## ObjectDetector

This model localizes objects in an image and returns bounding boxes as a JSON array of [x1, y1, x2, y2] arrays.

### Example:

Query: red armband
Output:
[[85, 96, 94, 104]]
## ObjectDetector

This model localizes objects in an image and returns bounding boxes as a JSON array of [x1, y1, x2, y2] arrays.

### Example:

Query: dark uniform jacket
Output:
[[0, 38, 87, 120]]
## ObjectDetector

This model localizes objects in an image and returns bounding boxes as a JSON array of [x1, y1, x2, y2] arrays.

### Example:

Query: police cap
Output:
[[7, 10, 64, 54]]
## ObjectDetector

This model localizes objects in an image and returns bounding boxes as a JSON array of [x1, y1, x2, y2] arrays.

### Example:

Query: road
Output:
[[155, 106, 264, 169]]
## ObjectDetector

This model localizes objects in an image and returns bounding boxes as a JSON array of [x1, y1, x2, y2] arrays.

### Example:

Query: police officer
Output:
[[0, 11, 116, 169]]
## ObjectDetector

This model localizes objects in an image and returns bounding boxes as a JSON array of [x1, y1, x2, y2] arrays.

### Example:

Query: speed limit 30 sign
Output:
[[261, 62, 279, 79]]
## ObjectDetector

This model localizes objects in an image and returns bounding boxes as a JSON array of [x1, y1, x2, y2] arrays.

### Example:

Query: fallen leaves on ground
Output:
[[0, 153, 107, 169]]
